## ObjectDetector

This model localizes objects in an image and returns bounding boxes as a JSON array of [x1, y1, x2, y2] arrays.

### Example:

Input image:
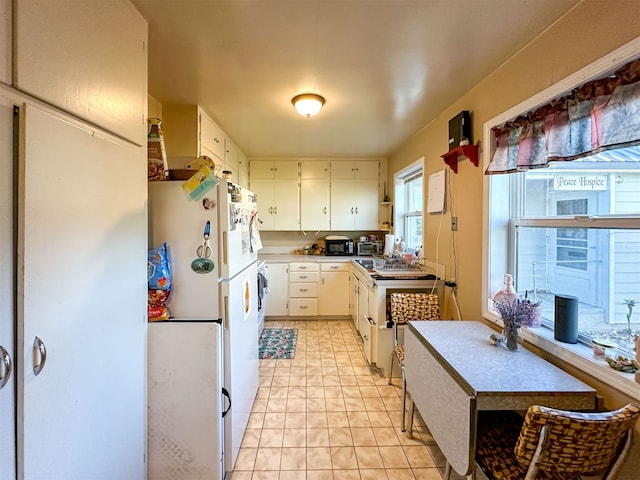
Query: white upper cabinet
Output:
[[237, 150, 249, 187], [199, 108, 226, 161], [331, 159, 379, 179], [0, 0, 10, 86], [251, 159, 300, 230], [224, 139, 240, 179], [300, 160, 331, 231], [251, 159, 299, 179], [330, 160, 379, 230], [13, 0, 148, 146], [300, 160, 330, 179]]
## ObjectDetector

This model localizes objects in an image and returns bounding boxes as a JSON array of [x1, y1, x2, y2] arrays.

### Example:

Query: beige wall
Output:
[[389, 0, 640, 325]]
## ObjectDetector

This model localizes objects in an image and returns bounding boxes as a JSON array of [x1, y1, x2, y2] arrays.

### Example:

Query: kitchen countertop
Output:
[[258, 253, 440, 283]]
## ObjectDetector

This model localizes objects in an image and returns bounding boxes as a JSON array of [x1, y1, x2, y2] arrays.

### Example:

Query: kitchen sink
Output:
[[353, 258, 374, 270]]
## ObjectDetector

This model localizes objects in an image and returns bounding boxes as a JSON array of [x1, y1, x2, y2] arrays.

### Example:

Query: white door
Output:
[[18, 104, 146, 480], [0, 94, 16, 480]]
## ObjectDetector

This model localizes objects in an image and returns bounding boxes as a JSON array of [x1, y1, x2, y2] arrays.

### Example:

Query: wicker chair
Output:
[[475, 403, 640, 480], [387, 292, 440, 432]]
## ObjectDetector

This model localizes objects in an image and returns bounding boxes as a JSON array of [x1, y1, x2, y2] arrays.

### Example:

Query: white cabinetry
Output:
[[300, 160, 331, 231], [330, 160, 379, 230], [0, 93, 15, 480], [237, 150, 249, 187], [251, 160, 299, 230], [148, 322, 224, 479], [288, 262, 319, 316], [319, 263, 350, 316], [265, 262, 289, 316], [19, 104, 147, 480], [0, 1, 10, 85], [199, 109, 226, 160], [14, 0, 147, 146]]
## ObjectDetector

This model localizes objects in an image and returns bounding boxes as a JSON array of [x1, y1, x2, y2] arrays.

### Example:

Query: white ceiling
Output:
[[132, 0, 581, 158]]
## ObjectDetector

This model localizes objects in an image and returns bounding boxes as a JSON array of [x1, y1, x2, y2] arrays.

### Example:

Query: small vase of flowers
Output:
[[493, 294, 542, 351]]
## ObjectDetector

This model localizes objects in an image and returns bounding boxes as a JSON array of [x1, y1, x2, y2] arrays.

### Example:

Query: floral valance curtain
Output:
[[486, 58, 640, 174]]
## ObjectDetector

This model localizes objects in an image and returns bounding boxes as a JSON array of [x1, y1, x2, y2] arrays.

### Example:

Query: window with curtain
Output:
[[486, 57, 640, 356]]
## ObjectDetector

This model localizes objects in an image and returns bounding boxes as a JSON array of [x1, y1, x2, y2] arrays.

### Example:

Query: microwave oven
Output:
[[357, 242, 383, 256], [324, 235, 354, 256]]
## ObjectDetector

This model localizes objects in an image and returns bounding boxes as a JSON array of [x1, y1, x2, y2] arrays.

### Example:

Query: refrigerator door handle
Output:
[[222, 231, 228, 265], [222, 387, 231, 418], [0, 345, 12, 390]]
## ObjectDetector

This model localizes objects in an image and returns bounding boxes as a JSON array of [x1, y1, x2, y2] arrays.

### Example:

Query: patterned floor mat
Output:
[[258, 328, 298, 359]]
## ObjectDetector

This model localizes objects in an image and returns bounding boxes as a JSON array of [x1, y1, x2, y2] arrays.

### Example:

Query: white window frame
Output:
[[394, 157, 424, 251], [482, 38, 640, 401]]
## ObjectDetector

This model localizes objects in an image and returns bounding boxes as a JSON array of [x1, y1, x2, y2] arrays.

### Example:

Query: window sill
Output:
[[482, 313, 640, 402]]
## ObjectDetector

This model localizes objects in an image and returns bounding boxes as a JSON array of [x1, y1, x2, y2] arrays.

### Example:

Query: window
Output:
[[508, 157, 640, 355], [394, 160, 424, 253], [487, 142, 640, 357]]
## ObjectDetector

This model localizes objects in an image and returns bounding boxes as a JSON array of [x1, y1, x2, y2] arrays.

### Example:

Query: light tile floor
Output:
[[231, 319, 460, 480]]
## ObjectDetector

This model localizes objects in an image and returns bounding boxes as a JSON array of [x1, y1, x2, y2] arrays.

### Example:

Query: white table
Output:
[[405, 321, 597, 478]]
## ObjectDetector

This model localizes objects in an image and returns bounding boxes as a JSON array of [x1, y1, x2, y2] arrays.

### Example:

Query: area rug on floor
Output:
[[258, 328, 298, 359]]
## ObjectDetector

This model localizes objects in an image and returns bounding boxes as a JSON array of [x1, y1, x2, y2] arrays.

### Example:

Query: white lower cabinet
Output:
[[319, 263, 350, 316], [265, 262, 289, 316], [289, 263, 319, 316]]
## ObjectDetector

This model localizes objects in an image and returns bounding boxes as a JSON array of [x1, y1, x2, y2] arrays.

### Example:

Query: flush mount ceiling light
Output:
[[292, 93, 325, 117]]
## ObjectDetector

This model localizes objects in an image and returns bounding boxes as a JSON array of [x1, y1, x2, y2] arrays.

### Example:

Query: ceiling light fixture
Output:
[[292, 93, 325, 117]]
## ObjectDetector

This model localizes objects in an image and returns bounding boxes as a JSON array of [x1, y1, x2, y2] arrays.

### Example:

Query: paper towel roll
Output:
[[384, 234, 395, 255]]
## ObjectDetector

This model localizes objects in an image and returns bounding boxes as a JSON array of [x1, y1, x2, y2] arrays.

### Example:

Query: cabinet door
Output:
[[224, 139, 240, 178], [300, 178, 330, 231], [252, 178, 276, 229], [199, 108, 225, 160], [237, 151, 249, 187], [273, 160, 299, 179], [273, 178, 299, 230], [330, 160, 356, 178], [354, 160, 379, 179], [301, 160, 330, 179], [354, 178, 380, 230], [250, 160, 276, 179], [357, 279, 369, 335], [0, 94, 15, 480], [330, 178, 355, 230], [350, 273, 358, 328], [0, 0, 10, 86], [14, 0, 147, 146], [319, 271, 349, 315], [18, 105, 146, 480], [265, 263, 288, 316]]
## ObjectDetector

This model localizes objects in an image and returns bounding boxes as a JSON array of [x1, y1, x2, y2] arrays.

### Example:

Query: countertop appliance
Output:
[[148, 179, 261, 477], [324, 235, 354, 256], [357, 241, 383, 256]]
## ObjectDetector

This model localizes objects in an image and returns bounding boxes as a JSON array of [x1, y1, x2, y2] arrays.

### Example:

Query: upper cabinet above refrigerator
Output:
[[0, 0, 10, 86], [13, 0, 148, 146]]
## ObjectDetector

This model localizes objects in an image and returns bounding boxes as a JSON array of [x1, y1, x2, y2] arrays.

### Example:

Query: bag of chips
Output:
[[148, 243, 171, 290]]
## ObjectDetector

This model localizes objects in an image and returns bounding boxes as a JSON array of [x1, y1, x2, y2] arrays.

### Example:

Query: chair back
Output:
[[514, 403, 640, 477], [390, 292, 440, 326]]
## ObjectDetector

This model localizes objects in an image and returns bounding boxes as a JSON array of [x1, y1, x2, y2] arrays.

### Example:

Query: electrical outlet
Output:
[[451, 216, 458, 231]]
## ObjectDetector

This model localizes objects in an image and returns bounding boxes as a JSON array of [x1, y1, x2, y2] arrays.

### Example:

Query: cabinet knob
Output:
[[300, 275, 307, 279], [300, 288, 308, 292]]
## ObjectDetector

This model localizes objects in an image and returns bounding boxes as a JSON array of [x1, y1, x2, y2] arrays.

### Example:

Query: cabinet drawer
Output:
[[289, 298, 318, 316], [289, 283, 318, 298], [289, 262, 319, 272], [289, 271, 319, 283], [320, 262, 349, 272]]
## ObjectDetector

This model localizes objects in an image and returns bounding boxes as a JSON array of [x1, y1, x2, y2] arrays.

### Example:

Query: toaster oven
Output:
[[357, 242, 383, 256]]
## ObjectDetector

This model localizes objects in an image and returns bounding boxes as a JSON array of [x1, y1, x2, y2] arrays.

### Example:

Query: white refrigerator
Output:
[[148, 180, 261, 479]]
